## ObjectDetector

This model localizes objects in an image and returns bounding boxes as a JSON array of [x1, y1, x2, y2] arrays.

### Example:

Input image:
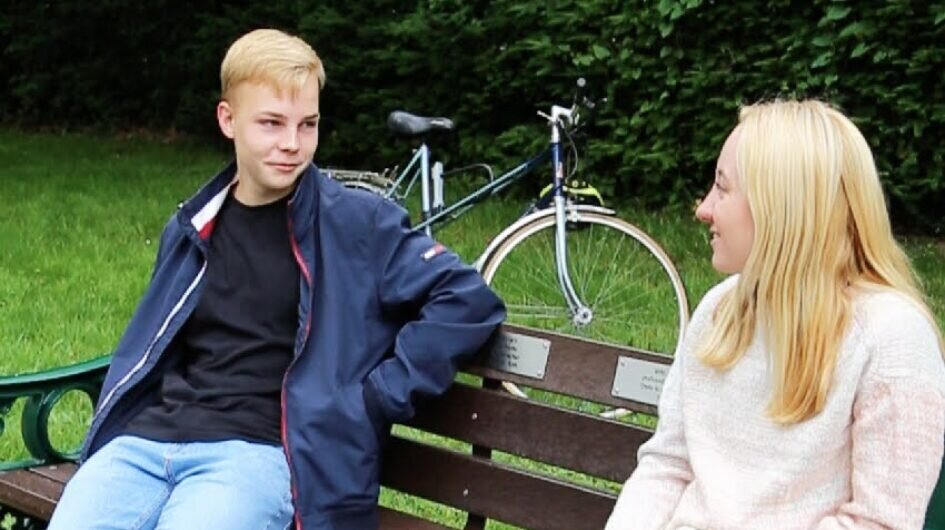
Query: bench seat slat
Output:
[[0, 467, 64, 520], [29, 463, 77, 484], [463, 324, 670, 414], [381, 436, 616, 530], [407, 383, 648, 482], [0, 465, 454, 529]]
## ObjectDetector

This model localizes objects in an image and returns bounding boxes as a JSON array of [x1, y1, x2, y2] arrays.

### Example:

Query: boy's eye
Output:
[[302, 121, 318, 129], [260, 119, 281, 127]]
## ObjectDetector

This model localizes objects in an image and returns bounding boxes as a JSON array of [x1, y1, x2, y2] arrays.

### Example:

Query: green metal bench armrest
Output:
[[0, 355, 111, 470]]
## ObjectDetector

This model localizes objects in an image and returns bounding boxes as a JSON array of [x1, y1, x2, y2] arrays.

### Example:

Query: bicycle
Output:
[[327, 83, 690, 404]]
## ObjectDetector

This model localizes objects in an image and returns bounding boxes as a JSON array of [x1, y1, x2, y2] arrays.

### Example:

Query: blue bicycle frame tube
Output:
[[387, 146, 427, 202], [551, 133, 564, 197], [419, 145, 432, 235], [414, 150, 549, 232]]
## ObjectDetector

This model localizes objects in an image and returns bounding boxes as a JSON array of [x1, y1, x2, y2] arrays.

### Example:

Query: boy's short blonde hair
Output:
[[220, 28, 325, 100]]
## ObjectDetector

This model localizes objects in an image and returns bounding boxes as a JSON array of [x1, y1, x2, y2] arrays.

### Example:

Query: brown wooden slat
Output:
[[0, 468, 64, 520], [381, 436, 616, 530], [0, 465, 456, 529], [29, 463, 77, 485], [407, 383, 649, 482], [462, 324, 672, 414], [378, 506, 452, 530]]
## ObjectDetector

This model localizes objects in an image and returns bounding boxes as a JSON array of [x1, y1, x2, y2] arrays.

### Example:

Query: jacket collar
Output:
[[287, 163, 320, 242], [176, 161, 321, 248]]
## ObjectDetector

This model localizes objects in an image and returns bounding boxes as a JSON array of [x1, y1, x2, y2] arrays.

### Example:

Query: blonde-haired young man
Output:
[[48, 28, 504, 530]]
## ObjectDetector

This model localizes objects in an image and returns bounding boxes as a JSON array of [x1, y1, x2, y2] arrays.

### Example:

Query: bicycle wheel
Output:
[[341, 180, 391, 196], [325, 168, 394, 197], [480, 208, 689, 356]]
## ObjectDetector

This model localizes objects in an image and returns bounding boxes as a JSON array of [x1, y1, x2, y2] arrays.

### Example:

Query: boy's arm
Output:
[[362, 199, 505, 428]]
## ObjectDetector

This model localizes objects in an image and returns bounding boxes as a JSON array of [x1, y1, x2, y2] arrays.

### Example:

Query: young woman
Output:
[[606, 100, 945, 529]]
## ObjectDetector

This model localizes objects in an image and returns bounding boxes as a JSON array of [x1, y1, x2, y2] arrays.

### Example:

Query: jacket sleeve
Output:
[[363, 199, 506, 425]]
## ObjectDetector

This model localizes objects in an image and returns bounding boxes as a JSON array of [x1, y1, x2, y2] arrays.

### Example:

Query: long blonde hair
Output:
[[698, 99, 943, 424]]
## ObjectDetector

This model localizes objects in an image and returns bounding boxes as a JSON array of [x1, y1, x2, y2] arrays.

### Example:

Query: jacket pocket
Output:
[[361, 378, 391, 449], [312, 384, 384, 506], [339, 383, 382, 457]]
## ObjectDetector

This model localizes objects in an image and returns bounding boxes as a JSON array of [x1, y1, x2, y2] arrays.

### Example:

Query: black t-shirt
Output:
[[126, 193, 300, 445]]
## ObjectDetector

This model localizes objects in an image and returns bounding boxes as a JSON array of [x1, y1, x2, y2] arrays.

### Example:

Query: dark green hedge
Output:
[[2, 1, 943, 233]]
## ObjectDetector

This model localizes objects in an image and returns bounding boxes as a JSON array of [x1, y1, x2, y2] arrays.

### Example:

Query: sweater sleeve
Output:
[[604, 348, 692, 530], [817, 299, 945, 530], [604, 276, 738, 529]]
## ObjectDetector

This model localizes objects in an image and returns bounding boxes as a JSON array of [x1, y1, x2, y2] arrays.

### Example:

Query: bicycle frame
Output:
[[394, 104, 596, 327], [414, 151, 548, 233], [384, 144, 430, 218]]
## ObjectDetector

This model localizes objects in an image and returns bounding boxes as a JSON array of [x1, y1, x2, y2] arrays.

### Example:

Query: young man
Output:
[[48, 28, 505, 530]]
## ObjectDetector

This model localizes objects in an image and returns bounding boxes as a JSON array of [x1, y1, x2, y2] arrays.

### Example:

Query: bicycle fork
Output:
[[549, 114, 593, 327]]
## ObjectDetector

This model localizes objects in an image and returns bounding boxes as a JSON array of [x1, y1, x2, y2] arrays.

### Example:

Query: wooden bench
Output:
[[2, 324, 944, 529]]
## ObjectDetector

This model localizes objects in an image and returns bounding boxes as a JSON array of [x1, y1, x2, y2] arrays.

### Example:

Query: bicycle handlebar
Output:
[[573, 77, 588, 110], [539, 78, 604, 130]]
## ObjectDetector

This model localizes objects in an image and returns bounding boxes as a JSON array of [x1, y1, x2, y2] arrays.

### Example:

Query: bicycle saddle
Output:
[[387, 110, 454, 137]]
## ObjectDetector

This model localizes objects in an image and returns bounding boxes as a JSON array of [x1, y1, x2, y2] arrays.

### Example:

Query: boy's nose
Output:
[[280, 130, 300, 151]]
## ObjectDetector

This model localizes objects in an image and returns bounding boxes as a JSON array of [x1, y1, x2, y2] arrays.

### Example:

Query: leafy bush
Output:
[[2, 0, 943, 233]]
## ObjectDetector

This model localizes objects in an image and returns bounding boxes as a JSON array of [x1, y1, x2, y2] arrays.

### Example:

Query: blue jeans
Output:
[[48, 435, 293, 530]]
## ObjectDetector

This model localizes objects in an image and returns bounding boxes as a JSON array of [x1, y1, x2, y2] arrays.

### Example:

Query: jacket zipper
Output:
[[283, 214, 313, 530], [85, 262, 207, 451]]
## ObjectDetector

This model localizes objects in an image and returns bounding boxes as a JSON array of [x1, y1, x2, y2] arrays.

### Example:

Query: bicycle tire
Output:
[[480, 208, 689, 356], [340, 180, 391, 196], [326, 169, 395, 197]]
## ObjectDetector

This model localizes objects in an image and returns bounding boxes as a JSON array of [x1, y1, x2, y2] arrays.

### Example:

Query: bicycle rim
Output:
[[480, 211, 689, 356]]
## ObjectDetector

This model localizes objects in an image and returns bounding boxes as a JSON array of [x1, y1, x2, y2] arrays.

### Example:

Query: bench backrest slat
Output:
[[406, 382, 648, 482], [381, 436, 616, 530], [462, 325, 670, 414]]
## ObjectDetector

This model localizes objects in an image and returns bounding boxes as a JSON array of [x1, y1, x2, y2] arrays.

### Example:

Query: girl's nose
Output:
[[695, 194, 713, 224]]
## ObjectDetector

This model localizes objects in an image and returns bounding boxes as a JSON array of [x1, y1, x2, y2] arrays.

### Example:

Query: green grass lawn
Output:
[[1, 128, 943, 528]]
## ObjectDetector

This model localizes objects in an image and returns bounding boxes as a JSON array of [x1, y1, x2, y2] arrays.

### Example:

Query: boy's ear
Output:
[[217, 101, 236, 139]]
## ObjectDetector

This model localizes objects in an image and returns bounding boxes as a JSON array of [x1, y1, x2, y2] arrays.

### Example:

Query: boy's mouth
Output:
[[269, 162, 299, 173]]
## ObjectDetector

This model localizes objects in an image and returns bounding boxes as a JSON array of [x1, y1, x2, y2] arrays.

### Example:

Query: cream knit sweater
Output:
[[606, 276, 945, 530]]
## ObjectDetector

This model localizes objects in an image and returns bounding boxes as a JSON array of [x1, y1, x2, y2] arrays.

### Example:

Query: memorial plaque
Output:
[[485, 331, 551, 380], [612, 356, 669, 406]]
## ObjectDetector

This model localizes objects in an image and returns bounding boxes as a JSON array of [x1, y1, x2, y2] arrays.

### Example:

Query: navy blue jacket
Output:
[[80, 163, 506, 529]]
